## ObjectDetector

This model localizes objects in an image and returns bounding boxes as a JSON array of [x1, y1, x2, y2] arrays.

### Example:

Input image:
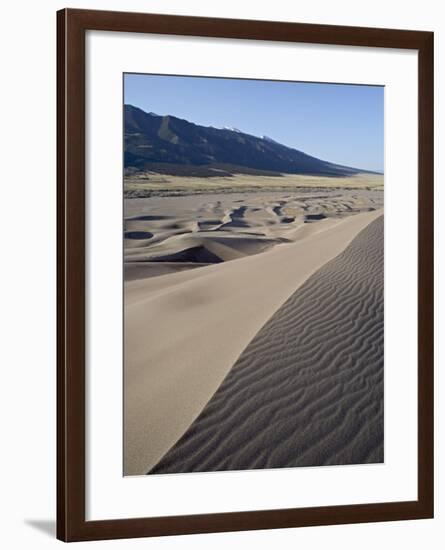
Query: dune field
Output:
[[123, 185, 384, 476]]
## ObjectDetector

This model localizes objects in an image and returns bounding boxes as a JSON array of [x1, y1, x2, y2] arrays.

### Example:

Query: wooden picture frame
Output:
[[57, 8, 434, 542]]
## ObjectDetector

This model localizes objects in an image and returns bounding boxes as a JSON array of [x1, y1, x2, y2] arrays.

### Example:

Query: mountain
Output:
[[124, 104, 366, 178]]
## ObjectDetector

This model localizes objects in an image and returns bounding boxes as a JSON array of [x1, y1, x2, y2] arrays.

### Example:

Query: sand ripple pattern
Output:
[[150, 216, 384, 474]]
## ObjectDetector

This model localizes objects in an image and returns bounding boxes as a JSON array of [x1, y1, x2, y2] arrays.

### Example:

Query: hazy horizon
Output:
[[124, 74, 384, 173]]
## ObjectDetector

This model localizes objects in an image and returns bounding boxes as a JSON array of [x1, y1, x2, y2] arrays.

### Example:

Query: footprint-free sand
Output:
[[124, 188, 383, 475], [152, 216, 384, 473]]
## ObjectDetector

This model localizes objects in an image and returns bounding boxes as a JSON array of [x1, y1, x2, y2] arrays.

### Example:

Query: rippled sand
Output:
[[123, 187, 383, 475], [150, 217, 384, 474]]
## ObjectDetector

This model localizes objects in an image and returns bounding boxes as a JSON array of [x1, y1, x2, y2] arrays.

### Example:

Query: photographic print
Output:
[[57, 10, 433, 540], [123, 74, 384, 477]]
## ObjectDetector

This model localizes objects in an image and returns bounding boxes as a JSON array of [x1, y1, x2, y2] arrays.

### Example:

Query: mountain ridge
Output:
[[124, 104, 374, 178]]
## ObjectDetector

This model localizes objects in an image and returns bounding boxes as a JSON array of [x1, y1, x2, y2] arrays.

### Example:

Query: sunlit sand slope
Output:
[[151, 216, 384, 474], [124, 209, 382, 475]]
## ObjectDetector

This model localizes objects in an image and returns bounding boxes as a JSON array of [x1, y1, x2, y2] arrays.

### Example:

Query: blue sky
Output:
[[124, 74, 384, 172]]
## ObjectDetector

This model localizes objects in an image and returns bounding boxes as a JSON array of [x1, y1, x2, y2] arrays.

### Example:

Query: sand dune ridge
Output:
[[150, 216, 384, 474]]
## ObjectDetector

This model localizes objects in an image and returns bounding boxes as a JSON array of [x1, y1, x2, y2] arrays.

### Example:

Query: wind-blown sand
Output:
[[151, 216, 384, 473], [124, 189, 383, 280], [124, 203, 382, 475]]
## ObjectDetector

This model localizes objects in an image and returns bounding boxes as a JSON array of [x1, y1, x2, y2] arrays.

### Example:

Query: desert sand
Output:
[[124, 188, 383, 280], [124, 188, 383, 475], [152, 216, 384, 473]]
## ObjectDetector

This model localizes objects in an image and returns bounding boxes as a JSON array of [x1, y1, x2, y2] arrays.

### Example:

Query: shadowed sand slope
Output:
[[150, 216, 384, 474], [124, 209, 381, 475]]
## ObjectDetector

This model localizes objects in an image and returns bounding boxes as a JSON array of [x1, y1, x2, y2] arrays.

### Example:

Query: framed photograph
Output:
[[57, 8, 434, 542]]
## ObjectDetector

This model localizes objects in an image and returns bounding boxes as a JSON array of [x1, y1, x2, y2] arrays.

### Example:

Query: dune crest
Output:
[[151, 216, 384, 474], [124, 208, 382, 475]]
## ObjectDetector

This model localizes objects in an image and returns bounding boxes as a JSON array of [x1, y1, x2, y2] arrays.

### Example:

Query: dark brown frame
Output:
[[57, 8, 434, 542]]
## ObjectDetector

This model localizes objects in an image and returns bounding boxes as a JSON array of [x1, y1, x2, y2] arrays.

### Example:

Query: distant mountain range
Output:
[[124, 104, 370, 178]]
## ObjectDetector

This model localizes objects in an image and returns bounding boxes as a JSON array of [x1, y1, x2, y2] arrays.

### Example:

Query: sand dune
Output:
[[151, 216, 384, 474], [125, 261, 212, 282], [124, 208, 382, 475], [124, 189, 382, 279]]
